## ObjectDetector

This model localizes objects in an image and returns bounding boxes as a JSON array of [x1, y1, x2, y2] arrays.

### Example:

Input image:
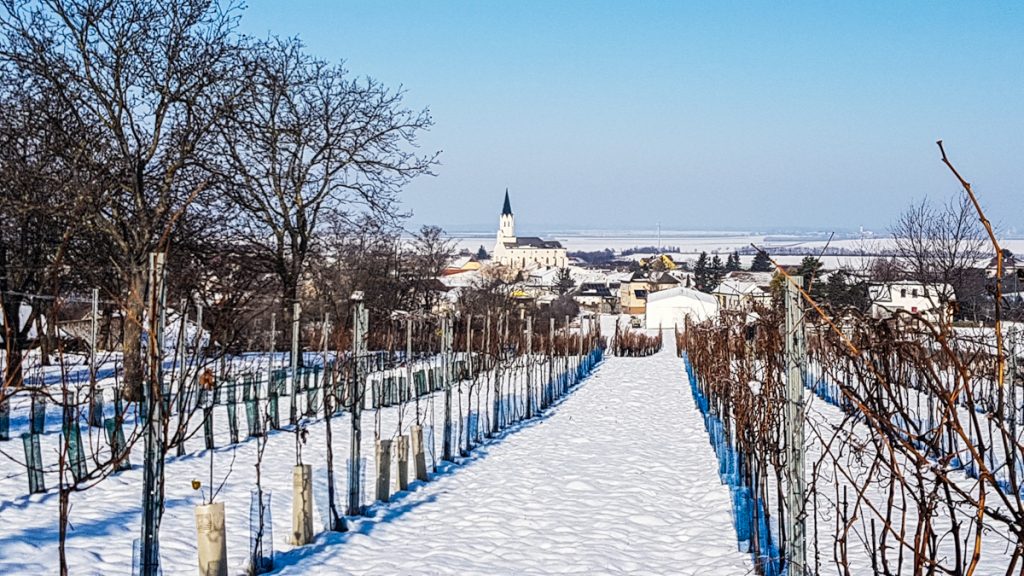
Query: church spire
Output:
[[502, 188, 513, 216]]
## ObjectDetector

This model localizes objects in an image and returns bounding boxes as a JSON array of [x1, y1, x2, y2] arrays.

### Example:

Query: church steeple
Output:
[[497, 188, 515, 244]]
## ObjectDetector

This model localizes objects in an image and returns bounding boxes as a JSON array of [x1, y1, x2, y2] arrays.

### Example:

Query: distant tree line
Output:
[[621, 245, 681, 256], [567, 249, 617, 265]]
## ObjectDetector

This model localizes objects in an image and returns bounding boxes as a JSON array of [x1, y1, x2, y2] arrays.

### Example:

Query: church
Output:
[[492, 190, 568, 270]]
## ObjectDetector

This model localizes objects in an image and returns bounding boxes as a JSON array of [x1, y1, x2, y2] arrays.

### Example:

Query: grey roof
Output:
[[577, 284, 613, 297], [509, 236, 563, 249], [502, 189, 513, 216]]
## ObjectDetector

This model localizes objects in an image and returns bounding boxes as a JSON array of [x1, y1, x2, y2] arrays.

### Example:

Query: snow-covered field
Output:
[[453, 232, 1024, 269], [0, 319, 753, 575]]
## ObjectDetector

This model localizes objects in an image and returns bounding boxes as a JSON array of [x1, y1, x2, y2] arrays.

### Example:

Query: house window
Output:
[[912, 289, 918, 298], [900, 289, 907, 298]]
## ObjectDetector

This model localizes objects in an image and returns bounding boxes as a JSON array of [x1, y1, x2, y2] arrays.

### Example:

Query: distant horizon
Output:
[[434, 223, 1024, 240]]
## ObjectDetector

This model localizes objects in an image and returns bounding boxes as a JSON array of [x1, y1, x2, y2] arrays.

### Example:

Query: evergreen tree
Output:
[[476, 245, 488, 260], [796, 256, 824, 295], [694, 251, 711, 292], [710, 254, 725, 289], [726, 251, 741, 271], [822, 270, 870, 311], [750, 250, 773, 272], [554, 267, 575, 295]]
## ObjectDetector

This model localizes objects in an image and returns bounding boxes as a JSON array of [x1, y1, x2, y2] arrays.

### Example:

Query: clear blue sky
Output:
[[238, 1, 1023, 234]]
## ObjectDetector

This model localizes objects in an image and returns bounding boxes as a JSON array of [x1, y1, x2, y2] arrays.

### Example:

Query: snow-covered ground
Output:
[[273, 337, 751, 575], [0, 327, 752, 575]]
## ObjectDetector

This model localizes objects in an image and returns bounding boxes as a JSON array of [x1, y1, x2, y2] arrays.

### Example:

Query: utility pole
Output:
[[549, 317, 555, 408], [347, 292, 367, 516], [139, 252, 167, 576], [484, 313, 491, 435], [266, 310, 277, 430], [407, 319, 414, 411], [784, 277, 807, 575], [321, 313, 331, 413], [492, 314, 503, 435], [194, 301, 204, 404], [321, 312, 341, 532], [174, 299, 188, 456], [269, 312, 276, 372], [569, 313, 577, 381], [525, 316, 533, 419], [442, 315, 454, 461], [87, 288, 102, 427], [1009, 327, 1019, 474], [289, 301, 301, 428], [194, 303, 203, 357], [464, 314, 472, 454]]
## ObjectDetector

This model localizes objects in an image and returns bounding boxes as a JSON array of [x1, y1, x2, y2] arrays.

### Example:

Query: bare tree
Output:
[[307, 220, 413, 347], [1, 0, 244, 399], [0, 66, 97, 391], [891, 195, 986, 321], [215, 36, 437, 363], [408, 225, 456, 311]]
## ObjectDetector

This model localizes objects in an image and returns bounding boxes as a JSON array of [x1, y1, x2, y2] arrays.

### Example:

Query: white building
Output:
[[645, 286, 719, 329], [492, 190, 568, 270], [868, 281, 955, 327], [713, 278, 772, 311]]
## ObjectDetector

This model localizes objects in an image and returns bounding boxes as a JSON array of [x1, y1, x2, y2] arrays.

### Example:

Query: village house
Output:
[[651, 272, 680, 292], [521, 266, 563, 298], [573, 282, 617, 313], [618, 271, 650, 315], [645, 286, 719, 329], [986, 252, 1022, 278], [616, 269, 698, 315], [868, 281, 956, 327], [713, 277, 772, 311], [442, 254, 481, 276]]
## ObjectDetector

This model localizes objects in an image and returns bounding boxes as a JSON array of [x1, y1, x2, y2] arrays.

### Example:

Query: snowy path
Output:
[[276, 342, 752, 575]]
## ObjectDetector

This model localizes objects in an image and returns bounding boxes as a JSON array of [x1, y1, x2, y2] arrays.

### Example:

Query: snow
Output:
[[0, 303, 46, 339], [0, 325, 752, 575], [273, 338, 750, 575], [797, 383, 1018, 574]]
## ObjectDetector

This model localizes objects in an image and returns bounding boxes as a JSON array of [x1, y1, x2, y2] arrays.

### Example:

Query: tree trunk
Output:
[[122, 267, 147, 401], [2, 342, 24, 391], [283, 277, 303, 369], [2, 294, 26, 389]]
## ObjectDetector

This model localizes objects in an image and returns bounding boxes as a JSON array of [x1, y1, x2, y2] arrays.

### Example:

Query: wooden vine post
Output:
[[784, 276, 807, 575]]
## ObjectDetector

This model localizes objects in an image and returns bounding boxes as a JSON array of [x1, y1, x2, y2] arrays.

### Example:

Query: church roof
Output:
[[507, 236, 563, 249], [502, 189, 513, 216]]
